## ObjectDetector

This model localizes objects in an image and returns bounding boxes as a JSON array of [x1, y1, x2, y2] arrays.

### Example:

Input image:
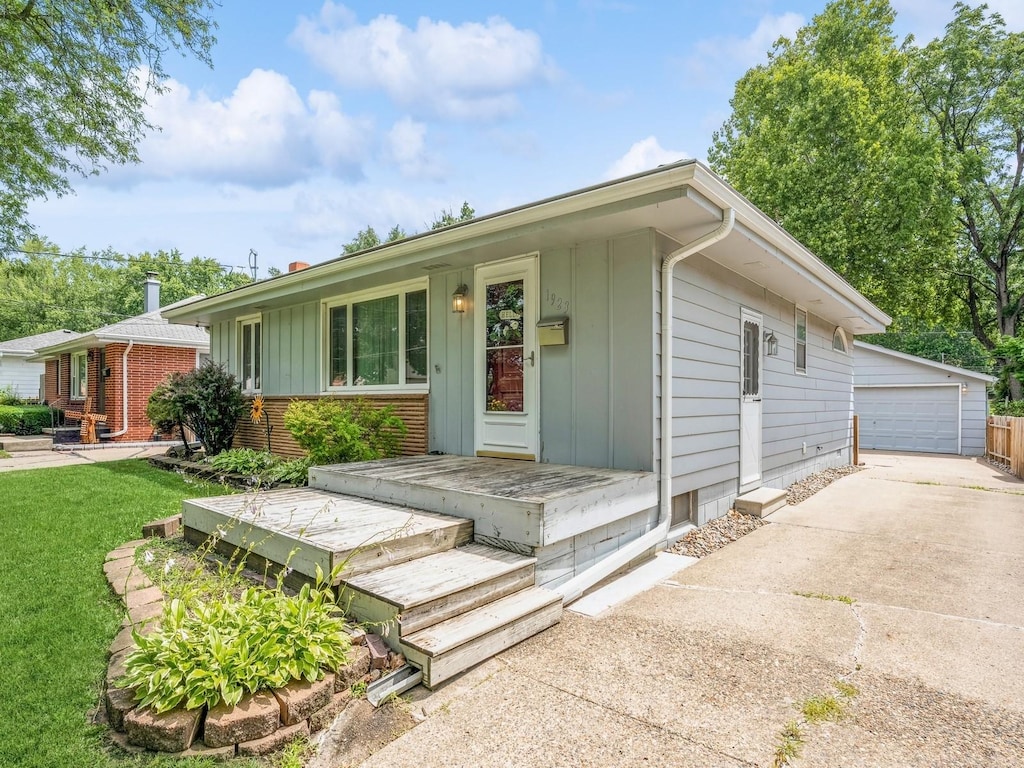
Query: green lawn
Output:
[[0, 461, 262, 768]]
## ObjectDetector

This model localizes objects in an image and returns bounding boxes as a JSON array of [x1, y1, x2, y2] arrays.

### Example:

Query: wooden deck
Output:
[[309, 455, 657, 548]]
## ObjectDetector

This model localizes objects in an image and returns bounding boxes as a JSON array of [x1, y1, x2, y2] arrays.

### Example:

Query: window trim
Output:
[[832, 327, 849, 354], [321, 279, 429, 393], [71, 351, 88, 399], [795, 306, 808, 375], [237, 314, 262, 393]]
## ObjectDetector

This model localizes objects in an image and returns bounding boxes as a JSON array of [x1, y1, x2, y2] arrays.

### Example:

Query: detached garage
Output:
[[853, 342, 995, 456]]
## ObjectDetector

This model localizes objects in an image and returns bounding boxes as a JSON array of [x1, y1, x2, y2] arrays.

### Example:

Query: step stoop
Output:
[[734, 487, 787, 518]]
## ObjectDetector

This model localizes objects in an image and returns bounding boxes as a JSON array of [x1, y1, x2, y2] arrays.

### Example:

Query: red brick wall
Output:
[[105, 344, 199, 441], [43, 354, 72, 405]]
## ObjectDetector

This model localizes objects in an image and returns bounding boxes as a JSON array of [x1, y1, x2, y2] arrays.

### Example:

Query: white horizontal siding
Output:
[[0, 358, 44, 400]]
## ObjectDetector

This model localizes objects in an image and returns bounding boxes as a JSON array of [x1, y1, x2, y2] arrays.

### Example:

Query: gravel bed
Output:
[[668, 464, 862, 559]]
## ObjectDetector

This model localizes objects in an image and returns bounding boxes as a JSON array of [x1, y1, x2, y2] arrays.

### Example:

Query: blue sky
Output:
[[27, 1, 1024, 276]]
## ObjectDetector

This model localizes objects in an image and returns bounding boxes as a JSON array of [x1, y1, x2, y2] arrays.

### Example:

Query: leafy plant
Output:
[[205, 448, 280, 476], [283, 398, 406, 465], [0, 385, 26, 406], [149, 362, 246, 456], [119, 582, 351, 713], [266, 457, 313, 486]]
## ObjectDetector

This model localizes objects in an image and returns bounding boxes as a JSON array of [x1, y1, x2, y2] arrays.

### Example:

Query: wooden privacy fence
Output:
[[987, 415, 1024, 478]]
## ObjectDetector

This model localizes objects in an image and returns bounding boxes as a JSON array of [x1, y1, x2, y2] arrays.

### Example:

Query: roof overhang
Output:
[[28, 333, 210, 362], [854, 341, 996, 383], [164, 160, 889, 334]]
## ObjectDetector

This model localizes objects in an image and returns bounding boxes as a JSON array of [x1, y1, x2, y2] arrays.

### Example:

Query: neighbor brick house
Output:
[[32, 275, 209, 442]]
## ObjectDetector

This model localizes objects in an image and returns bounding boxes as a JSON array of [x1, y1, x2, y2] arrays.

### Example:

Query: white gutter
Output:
[[105, 340, 134, 438], [557, 207, 736, 604]]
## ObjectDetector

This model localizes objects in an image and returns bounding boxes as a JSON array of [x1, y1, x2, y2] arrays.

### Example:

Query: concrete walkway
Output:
[[350, 453, 1024, 767], [0, 444, 168, 472]]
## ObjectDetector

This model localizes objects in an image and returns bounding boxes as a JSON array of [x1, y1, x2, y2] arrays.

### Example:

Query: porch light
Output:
[[763, 330, 779, 356], [452, 284, 468, 313]]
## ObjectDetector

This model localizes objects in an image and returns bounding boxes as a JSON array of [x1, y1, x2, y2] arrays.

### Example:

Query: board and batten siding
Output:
[[427, 233, 656, 471], [853, 344, 989, 456], [662, 242, 854, 524]]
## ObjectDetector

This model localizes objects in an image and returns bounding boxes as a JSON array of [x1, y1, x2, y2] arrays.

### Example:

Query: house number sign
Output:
[[499, 309, 521, 320]]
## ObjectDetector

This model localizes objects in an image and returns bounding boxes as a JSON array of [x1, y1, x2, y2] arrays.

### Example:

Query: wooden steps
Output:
[[402, 587, 563, 688], [342, 543, 537, 642], [181, 483, 564, 688], [182, 488, 472, 583]]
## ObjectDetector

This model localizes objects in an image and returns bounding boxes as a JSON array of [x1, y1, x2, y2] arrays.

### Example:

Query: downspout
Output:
[[557, 207, 735, 604], [104, 340, 134, 438]]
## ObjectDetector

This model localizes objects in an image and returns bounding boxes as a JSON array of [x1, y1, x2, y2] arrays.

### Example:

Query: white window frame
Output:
[[322, 279, 429, 394], [55, 357, 62, 396], [832, 327, 849, 354], [238, 315, 262, 393], [71, 351, 88, 399], [795, 306, 808, 375]]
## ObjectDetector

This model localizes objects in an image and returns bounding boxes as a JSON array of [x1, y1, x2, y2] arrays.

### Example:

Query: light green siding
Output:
[[261, 302, 319, 394], [427, 270, 475, 455]]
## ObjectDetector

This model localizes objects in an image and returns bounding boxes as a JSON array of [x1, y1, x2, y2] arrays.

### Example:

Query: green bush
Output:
[[149, 362, 245, 456], [0, 405, 52, 434], [119, 583, 350, 713], [991, 399, 1024, 417], [283, 398, 406, 465], [0, 385, 26, 406], [146, 380, 179, 436], [266, 456, 313, 486]]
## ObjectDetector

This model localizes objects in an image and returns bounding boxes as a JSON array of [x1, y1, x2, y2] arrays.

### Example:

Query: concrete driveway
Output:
[[352, 452, 1024, 767]]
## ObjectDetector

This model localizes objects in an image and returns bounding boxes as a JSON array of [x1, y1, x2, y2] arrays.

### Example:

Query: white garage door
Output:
[[855, 386, 960, 454]]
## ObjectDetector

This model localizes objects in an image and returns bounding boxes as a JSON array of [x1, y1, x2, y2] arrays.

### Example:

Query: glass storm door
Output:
[[740, 309, 763, 492], [474, 256, 539, 460]]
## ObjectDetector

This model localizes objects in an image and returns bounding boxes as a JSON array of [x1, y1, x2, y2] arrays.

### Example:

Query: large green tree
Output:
[[0, 0, 216, 252], [340, 203, 475, 256], [708, 0, 956, 321], [907, 4, 1024, 393], [0, 240, 251, 340]]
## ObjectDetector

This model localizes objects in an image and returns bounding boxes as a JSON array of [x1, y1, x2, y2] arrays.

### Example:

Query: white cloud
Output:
[[684, 12, 805, 85], [892, 0, 1024, 41], [605, 137, 689, 180], [291, 2, 556, 120], [384, 117, 444, 180], [98, 69, 374, 188]]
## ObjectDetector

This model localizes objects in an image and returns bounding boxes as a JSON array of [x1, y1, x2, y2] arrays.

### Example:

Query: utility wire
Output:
[[6, 247, 248, 274]]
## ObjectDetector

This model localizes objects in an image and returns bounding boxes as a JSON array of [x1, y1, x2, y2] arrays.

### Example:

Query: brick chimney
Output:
[[144, 271, 161, 312], [288, 261, 310, 273]]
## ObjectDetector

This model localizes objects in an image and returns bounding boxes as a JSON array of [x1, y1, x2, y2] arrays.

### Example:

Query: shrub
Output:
[[0, 405, 52, 434], [119, 582, 351, 713], [991, 399, 1024, 417], [149, 362, 246, 456], [283, 398, 406, 465], [146, 380, 179, 436], [266, 456, 313, 486], [0, 385, 26, 406]]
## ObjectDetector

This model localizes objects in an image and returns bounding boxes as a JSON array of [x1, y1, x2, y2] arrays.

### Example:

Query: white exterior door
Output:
[[474, 255, 540, 460], [739, 309, 763, 491]]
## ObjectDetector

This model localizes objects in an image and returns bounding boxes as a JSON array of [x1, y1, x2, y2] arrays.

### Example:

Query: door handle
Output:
[[527, 351, 535, 367]]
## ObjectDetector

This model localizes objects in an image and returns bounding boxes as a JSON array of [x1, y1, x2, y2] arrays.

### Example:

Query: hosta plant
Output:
[[119, 579, 350, 713]]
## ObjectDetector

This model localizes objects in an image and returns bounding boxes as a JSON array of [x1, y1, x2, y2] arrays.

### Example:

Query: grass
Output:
[[800, 694, 845, 723], [771, 721, 804, 768], [0, 449, 11, 458], [0, 460, 264, 768], [793, 590, 856, 605]]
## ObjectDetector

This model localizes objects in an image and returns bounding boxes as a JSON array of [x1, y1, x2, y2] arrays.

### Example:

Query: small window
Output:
[[71, 352, 88, 398], [239, 318, 262, 392], [832, 327, 848, 354], [795, 308, 807, 373], [742, 319, 760, 397]]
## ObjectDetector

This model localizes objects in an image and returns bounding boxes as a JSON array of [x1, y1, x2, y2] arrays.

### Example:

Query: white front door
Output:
[[739, 309, 763, 491], [474, 255, 540, 460]]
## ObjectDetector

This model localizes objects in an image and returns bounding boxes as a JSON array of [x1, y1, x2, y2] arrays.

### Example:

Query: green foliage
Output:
[[0, 243, 251, 341], [340, 202, 474, 256], [709, 0, 956, 321], [0, 385, 26, 405], [908, 4, 1024, 359], [0, 1, 216, 252], [772, 721, 804, 768], [152, 363, 246, 456], [266, 457, 314, 486], [430, 201, 475, 230], [860, 325, 992, 373], [205, 448, 280, 476], [119, 582, 351, 713], [146, 380, 180, 436], [283, 398, 407, 465], [800, 694, 846, 723], [0, 404, 53, 434], [991, 400, 1024, 417]]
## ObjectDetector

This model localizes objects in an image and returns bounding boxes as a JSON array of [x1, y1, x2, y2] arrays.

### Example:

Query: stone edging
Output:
[[101, 520, 381, 757]]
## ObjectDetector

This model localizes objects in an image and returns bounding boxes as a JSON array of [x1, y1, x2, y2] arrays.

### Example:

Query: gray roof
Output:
[[0, 329, 82, 356], [30, 296, 209, 359]]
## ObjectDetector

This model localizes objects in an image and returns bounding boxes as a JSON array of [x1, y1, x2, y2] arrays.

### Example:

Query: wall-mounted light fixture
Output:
[[452, 284, 468, 313], [763, 329, 779, 356], [961, 383, 968, 394]]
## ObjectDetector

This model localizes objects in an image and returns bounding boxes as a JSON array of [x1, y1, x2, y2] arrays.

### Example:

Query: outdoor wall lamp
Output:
[[452, 284, 468, 313], [763, 330, 779, 356]]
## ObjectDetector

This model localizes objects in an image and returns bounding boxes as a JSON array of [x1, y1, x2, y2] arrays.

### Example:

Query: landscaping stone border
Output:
[[101, 519, 379, 757]]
